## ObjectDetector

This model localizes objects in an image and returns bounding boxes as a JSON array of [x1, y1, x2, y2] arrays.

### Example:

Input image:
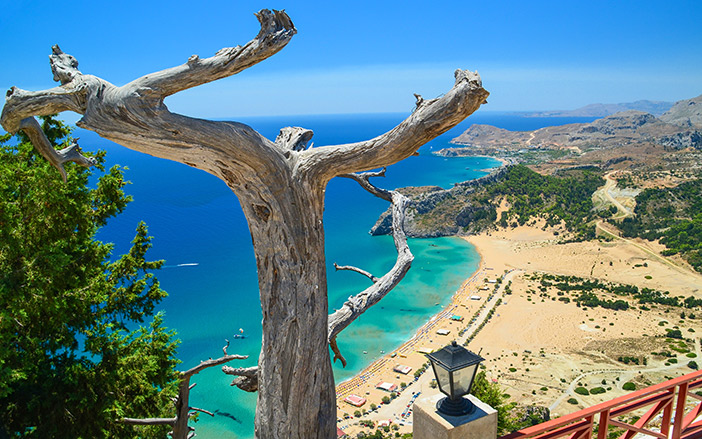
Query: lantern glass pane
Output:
[[452, 363, 478, 396], [432, 362, 451, 396]]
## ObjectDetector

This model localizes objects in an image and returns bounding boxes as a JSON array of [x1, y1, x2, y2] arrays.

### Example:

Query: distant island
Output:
[[522, 99, 674, 118]]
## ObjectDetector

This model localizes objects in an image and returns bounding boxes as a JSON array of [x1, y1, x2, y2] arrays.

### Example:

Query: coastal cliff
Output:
[[370, 167, 507, 238]]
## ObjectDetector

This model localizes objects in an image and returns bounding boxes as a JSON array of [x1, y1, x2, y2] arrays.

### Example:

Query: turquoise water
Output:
[[86, 112, 594, 438]]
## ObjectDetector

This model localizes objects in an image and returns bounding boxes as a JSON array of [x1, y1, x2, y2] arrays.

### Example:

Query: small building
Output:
[[417, 347, 433, 354], [393, 364, 412, 375], [450, 314, 463, 322], [376, 381, 398, 392], [378, 419, 393, 428], [344, 394, 366, 407], [487, 279, 497, 283], [480, 286, 490, 290], [337, 427, 348, 438], [470, 295, 481, 300], [436, 328, 450, 336]]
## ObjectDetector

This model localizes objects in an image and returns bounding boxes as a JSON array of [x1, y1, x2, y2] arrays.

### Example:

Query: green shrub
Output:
[[623, 382, 636, 391], [567, 398, 578, 405], [574, 387, 589, 395], [688, 361, 699, 370], [667, 329, 683, 339], [590, 387, 606, 395]]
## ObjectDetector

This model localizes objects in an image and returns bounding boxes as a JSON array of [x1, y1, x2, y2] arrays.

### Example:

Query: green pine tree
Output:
[[0, 116, 180, 438]]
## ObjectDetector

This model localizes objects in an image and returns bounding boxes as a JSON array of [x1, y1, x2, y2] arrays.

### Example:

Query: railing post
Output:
[[597, 409, 610, 439], [672, 382, 689, 439], [661, 388, 674, 438]]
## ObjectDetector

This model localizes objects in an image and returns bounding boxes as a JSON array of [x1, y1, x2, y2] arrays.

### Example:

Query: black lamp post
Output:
[[426, 341, 485, 416]]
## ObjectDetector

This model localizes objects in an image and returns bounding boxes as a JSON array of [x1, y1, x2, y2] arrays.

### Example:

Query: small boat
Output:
[[233, 328, 247, 339]]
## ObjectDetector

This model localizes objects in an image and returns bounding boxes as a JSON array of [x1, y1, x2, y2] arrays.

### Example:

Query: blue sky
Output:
[[1, 0, 701, 117]]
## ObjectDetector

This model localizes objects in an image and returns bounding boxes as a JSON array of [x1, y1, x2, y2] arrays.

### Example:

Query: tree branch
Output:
[[301, 69, 489, 181], [125, 9, 295, 98], [1, 86, 85, 134], [17, 117, 96, 182], [124, 352, 247, 439], [122, 417, 176, 426], [327, 171, 413, 366], [189, 407, 215, 417], [222, 365, 259, 392], [333, 263, 378, 283], [181, 354, 248, 379]]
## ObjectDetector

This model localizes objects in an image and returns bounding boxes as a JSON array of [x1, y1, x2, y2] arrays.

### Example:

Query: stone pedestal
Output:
[[413, 393, 497, 439]]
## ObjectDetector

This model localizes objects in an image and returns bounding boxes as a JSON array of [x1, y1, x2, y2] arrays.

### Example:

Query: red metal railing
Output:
[[500, 369, 702, 439]]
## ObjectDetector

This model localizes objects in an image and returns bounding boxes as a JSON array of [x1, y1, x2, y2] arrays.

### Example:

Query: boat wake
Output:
[[163, 262, 200, 268]]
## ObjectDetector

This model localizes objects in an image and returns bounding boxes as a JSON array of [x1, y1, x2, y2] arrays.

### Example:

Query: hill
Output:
[[444, 95, 702, 174], [525, 100, 673, 118], [659, 94, 702, 128]]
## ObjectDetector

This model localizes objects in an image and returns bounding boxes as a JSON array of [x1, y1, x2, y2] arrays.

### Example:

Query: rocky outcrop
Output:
[[659, 94, 702, 128], [511, 405, 551, 428], [370, 167, 506, 238]]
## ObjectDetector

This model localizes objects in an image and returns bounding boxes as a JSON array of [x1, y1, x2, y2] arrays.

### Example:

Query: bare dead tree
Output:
[[1, 9, 489, 439], [123, 345, 247, 439]]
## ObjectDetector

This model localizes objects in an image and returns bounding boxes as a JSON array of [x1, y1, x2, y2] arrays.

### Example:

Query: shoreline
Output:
[[336, 221, 702, 436], [335, 237, 511, 434]]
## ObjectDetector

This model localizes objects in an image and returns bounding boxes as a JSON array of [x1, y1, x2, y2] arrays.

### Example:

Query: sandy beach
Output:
[[336, 222, 702, 436]]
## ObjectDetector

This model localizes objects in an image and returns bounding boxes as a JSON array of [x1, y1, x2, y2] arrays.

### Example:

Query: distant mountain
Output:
[[442, 103, 702, 173], [659, 94, 702, 128], [525, 100, 674, 118], [450, 110, 698, 151]]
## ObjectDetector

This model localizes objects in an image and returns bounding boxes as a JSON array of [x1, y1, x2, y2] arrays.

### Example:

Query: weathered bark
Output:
[[1, 8, 489, 439], [222, 365, 259, 392], [123, 352, 247, 439]]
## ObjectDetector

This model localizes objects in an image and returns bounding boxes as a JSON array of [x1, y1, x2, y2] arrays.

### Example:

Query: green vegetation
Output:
[[617, 177, 702, 272], [667, 329, 684, 339], [622, 382, 637, 391], [590, 387, 606, 395], [483, 165, 604, 237], [567, 398, 579, 405], [529, 273, 702, 311], [411, 165, 604, 239], [0, 117, 179, 437], [574, 387, 589, 396], [618, 356, 647, 365]]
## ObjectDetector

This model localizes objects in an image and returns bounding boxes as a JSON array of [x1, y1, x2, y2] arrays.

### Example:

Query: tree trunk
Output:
[[236, 179, 335, 438]]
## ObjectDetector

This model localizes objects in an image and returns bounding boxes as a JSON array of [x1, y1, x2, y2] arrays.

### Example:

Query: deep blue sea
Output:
[[81, 112, 594, 438]]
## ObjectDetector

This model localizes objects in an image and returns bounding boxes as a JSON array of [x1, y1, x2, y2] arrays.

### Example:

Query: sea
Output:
[[81, 112, 595, 438]]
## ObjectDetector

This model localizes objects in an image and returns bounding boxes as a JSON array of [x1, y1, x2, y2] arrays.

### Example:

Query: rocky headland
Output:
[[370, 167, 507, 238]]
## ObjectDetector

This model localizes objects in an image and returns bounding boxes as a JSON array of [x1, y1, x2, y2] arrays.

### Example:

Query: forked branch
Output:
[[18, 117, 96, 182], [327, 170, 413, 366], [124, 349, 247, 439]]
